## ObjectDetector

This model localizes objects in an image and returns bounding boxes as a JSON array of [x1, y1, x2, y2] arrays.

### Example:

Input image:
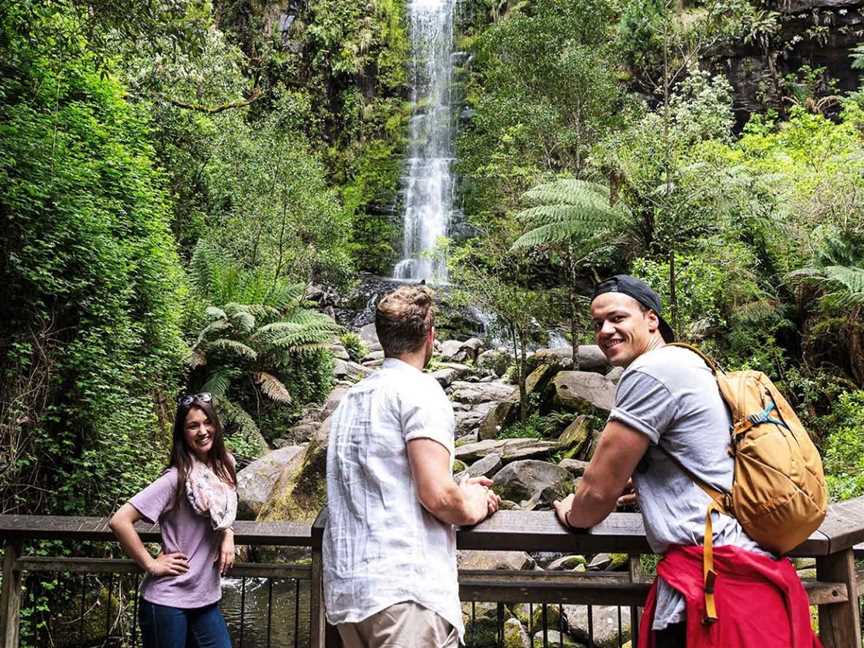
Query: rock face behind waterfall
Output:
[[234, 335, 634, 646]]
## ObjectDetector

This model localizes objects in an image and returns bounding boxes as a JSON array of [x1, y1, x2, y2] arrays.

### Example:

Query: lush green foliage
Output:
[[0, 2, 186, 514], [823, 391, 864, 500]]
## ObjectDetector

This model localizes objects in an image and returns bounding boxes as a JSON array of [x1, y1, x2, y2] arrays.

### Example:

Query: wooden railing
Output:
[[2, 496, 864, 647]]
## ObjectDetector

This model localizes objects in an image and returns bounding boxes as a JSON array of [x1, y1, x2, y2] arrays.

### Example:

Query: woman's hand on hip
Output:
[[147, 552, 189, 577], [216, 530, 235, 575]]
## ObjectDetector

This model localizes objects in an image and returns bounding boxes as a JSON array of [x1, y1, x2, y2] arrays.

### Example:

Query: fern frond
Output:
[[205, 339, 258, 360], [254, 371, 293, 404], [200, 368, 235, 398], [511, 221, 610, 249], [186, 349, 207, 369], [522, 179, 610, 206], [205, 306, 227, 321], [216, 398, 262, 441]]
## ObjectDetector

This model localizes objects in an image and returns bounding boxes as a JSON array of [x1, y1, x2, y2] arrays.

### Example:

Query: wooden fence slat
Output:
[[13, 557, 311, 580], [817, 548, 862, 648], [0, 543, 21, 648]]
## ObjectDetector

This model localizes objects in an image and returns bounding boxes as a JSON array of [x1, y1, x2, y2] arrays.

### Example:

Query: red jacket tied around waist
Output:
[[638, 545, 822, 648]]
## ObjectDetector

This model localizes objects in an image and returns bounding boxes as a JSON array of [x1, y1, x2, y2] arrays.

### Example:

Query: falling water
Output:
[[392, 0, 457, 284]]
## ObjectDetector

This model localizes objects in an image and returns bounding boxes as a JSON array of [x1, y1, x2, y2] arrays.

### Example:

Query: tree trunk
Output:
[[849, 306, 864, 387], [568, 247, 580, 369], [668, 249, 678, 339]]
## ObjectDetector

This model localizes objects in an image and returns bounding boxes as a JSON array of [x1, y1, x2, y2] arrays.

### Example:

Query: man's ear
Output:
[[646, 310, 660, 333]]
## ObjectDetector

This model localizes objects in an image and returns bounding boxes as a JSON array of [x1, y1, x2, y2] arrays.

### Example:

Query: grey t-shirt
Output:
[[608, 345, 765, 629]]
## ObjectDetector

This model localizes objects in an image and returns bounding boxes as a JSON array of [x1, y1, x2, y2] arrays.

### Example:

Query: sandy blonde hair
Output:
[[375, 285, 435, 356]]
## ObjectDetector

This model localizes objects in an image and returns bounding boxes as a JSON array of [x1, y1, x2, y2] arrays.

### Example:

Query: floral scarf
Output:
[[185, 458, 237, 531]]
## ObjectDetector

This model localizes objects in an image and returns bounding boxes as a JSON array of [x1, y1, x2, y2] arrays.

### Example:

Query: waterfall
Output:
[[393, 0, 457, 284]]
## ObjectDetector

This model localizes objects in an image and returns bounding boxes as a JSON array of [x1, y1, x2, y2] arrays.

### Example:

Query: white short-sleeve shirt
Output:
[[323, 358, 463, 640]]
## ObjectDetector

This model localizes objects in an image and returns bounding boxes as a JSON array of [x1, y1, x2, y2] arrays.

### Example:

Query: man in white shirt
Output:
[[324, 285, 500, 648]]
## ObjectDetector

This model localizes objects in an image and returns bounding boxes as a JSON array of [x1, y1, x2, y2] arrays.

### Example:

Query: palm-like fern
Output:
[[187, 287, 341, 451], [510, 179, 626, 252]]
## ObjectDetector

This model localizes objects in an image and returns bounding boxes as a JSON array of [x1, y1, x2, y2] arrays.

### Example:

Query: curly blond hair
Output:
[[375, 285, 435, 356]]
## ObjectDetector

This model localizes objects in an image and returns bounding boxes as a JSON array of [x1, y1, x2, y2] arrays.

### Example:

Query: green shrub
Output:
[[340, 332, 369, 363], [823, 390, 864, 501]]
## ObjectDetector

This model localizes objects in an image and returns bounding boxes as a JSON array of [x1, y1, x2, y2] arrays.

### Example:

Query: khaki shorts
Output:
[[336, 601, 459, 648]]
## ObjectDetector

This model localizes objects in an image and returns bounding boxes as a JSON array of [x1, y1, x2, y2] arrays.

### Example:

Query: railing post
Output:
[[816, 548, 861, 648], [311, 509, 340, 648], [0, 542, 21, 648]]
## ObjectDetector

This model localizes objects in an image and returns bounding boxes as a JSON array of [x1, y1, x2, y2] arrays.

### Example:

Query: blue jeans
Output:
[[139, 598, 232, 648]]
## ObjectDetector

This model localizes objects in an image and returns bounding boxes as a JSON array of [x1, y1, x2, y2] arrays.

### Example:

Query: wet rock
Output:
[[460, 337, 485, 361], [361, 349, 385, 363], [236, 445, 306, 519], [466, 453, 503, 478], [530, 346, 574, 370], [477, 349, 511, 377], [503, 618, 530, 648], [431, 363, 471, 387], [531, 630, 580, 647], [455, 401, 496, 437], [606, 366, 625, 384], [321, 385, 349, 419], [551, 371, 616, 411], [449, 380, 514, 404], [588, 553, 612, 570], [546, 555, 588, 571], [558, 458, 590, 477], [458, 550, 535, 570], [478, 400, 519, 440], [563, 605, 630, 647], [329, 343, 350, 361], [456, 438, 560, 463], [333, 359, 372, 381], [440, 339, 468, 362], [492, 460, 573, 510], [286, 421, 319, 444], [557, 415, 592, 458], [576, 345, 610, 372], [358, 323, 381, 349]]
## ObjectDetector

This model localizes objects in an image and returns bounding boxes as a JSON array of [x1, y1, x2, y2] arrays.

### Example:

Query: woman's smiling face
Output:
[[184, 406, 215, 461]]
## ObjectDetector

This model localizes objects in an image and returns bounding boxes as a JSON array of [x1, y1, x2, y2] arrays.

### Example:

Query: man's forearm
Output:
[[420, 481, 487, 526], [566, 477, 618, 528]]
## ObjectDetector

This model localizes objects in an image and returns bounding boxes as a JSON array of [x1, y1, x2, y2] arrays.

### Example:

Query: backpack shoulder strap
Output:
[[666, 342, 723, 375]]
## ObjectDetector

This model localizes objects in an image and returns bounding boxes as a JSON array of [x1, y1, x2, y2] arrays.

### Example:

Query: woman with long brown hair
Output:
[[110, 393, 237, 648]]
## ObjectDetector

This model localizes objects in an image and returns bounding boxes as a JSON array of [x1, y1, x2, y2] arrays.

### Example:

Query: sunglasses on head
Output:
[[177, 392, 213, 408]]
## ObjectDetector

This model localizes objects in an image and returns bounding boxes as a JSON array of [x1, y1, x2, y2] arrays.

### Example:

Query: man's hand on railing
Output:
[[616, 478, 637, 508], [147, 551, 190, 577]]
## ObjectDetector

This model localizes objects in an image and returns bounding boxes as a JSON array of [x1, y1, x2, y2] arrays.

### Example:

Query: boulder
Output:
[[358, 323, 381, 349], [361, 349, 385, 363], [333, 359, 372, 381], [575, 345, 610, 372], [546, 555, 588, 571], [530, 346, 574, 370], [531, 630, 580, 647], [477, 349, 511, 377], [286, 421, 318, 444], [329, 343, 350, 361], [460, 337, 485, 361], [431, 363, 471, 387], [448, 380, 514, 404], [503, 618, 530, 648], [478, 400, 519, 440], [606, 366, 625, 384], [456, 438, 560, 463], [563, 604, 630, 648], [255, 441, 323, 524], [557, 415, 591, 457], [492, 460, 573, 510], [454, 401, 496, 437], [458, 550, 535, 570], [236, 445, 306, 519], [321, 385, 349, 419], [558, 458, 590, 477], [439, 339, 468, 362], [550, 371, 616, 411], [466, 453, 503, 478]]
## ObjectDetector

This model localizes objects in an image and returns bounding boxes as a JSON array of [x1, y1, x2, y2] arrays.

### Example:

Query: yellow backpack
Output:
[[664, 344, 828, 622]]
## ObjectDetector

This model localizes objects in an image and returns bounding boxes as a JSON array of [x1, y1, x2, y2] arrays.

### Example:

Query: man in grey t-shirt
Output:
[[553, 275, 765, 648]]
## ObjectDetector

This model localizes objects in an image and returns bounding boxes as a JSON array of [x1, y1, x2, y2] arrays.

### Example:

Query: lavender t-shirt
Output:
[[130, 467, 222, 608]]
